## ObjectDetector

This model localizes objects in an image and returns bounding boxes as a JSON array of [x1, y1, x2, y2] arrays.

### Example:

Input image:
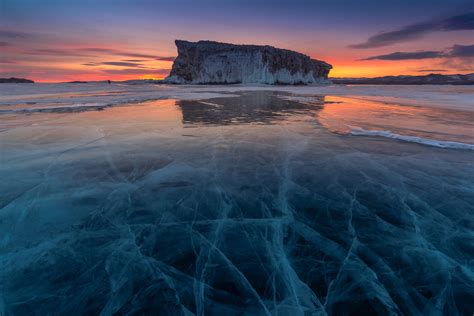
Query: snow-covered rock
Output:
[[165, 40, 332, 84]]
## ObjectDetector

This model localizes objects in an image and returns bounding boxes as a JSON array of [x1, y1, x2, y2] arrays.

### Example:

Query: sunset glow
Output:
[[1, 0, 473, 82]]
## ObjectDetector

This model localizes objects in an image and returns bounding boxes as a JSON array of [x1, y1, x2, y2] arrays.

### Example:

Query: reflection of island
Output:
[[177, 91, 325, 125]]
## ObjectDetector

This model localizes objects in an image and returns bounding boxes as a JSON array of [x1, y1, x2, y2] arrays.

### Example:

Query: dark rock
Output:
[[0, 77, 34, 83]]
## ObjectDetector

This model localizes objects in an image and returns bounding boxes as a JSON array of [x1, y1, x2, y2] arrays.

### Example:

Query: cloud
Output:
[[0, 41, 9, 47], [123, 52, 159, 59], [442, 13, 474, 30], [81, 61, 152, 68], [10, 39, 170, 61], [0, 59, 16, 64], [27, 49, 89, 57], [416, 69, 447, 73], [79, 48, 158, 59], [101, 61, 147, 67], [0, 30, 31, 39], [23, 47, 169, 61], [101, 68, 170, 75], [448, 44, 474, 57], [361, 51, 444, 60], [156, 56, 175, 61], [360, 44, 474, 61], [81, 62, 99, 66], [438, 53, 474, 72], [350, 13, 474, 49], [79, 48, 114, 53]]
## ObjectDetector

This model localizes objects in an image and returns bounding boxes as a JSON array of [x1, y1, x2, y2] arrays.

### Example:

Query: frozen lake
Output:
[[0, 83, 473, 315]]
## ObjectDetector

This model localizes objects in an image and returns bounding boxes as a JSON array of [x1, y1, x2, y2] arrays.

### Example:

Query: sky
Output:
[[1, 0, 473, 82]]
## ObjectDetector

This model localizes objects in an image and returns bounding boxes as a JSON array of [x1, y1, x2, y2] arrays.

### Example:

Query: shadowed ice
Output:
[[0, 87, 473, 315]]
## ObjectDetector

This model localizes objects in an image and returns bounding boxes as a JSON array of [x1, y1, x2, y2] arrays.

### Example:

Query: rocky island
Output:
[[0, 77, 34, 83], [165, 40, 332, 84]]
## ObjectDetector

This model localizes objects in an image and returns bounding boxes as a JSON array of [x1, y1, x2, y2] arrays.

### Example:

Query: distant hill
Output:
[[331, 73, 474, 85], [0, 77, 34, 83]]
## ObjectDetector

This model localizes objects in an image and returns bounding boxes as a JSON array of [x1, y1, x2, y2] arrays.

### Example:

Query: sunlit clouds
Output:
[[1, 0, 472, 81]]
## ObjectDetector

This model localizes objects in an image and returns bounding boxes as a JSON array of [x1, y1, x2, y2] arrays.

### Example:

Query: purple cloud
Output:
[[350, 13, 474, 49]]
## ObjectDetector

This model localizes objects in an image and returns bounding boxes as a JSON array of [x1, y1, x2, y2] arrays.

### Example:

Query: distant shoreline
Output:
[[2, 72, 473, 85], [331, 73, 474, 85]]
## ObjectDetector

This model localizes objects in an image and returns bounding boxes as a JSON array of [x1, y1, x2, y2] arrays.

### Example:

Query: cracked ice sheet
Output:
[[0, 89, 473, 315]]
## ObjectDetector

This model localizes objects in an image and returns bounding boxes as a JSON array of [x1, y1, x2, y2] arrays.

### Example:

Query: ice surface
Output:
[[349, 127, 474, 150], [1, 83, 473, 113], [316, 95, 474, 146], [0, 86, 473, 315]]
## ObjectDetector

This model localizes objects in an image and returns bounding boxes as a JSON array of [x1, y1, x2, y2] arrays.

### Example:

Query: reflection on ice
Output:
[[318, 96, 474, 145], [0, 90, 473, 315], [178, 91, 324, 125]]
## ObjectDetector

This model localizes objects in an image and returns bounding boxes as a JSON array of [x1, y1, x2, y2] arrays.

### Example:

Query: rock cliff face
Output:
[[165, 40, 332, 84]]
